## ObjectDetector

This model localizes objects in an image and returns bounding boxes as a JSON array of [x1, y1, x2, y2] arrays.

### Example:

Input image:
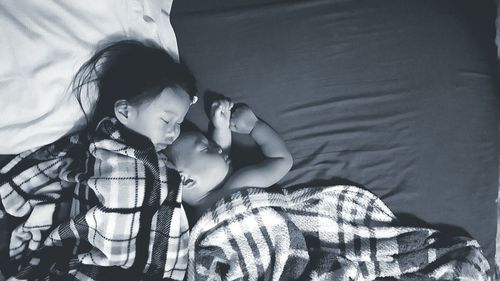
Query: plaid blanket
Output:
[[188, 185, 492, 281], [0, 117, 189, 281]]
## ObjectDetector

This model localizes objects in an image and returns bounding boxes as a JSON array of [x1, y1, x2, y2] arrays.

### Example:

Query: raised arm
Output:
[[210, 99, 234, 154], [190, 104, 293, 222], [224, 104, 293, 189]]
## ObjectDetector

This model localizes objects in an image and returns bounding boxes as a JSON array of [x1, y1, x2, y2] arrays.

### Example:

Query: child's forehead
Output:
[[159, 90, 189, 106], [191, 133, 208, 145], [178, 132, 206, 147], [172, 133, 207, 169]]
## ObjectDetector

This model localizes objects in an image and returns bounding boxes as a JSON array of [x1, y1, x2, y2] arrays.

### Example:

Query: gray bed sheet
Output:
[[172, 0, 499, 266]]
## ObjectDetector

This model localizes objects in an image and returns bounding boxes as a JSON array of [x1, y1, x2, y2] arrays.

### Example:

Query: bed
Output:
[[0, 0, 498, 279], [170, 0, 499, 269]]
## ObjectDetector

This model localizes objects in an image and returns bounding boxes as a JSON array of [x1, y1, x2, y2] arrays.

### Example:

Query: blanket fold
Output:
[[188, 185, 491, 281], [0, 117, 189, 281]]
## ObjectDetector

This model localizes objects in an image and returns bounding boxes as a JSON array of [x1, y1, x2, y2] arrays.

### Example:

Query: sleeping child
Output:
[[165, 97, 293, 222], [0, 40, 197, 280], [166, 101, 492, 281]]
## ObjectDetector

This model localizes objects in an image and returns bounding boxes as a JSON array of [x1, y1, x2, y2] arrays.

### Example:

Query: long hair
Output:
[[72, 40, 197, 130]]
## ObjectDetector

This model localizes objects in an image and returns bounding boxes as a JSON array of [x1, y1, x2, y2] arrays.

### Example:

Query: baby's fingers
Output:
[[210, 101, 220, 112], [222, 102, 233, 115], [219, 99, 232, 110], [211, 104, 223, 119]]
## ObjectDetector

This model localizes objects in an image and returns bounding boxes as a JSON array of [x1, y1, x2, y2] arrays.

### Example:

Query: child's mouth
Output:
[[156, 138, 175, 150], [164, 138, 175, 145]]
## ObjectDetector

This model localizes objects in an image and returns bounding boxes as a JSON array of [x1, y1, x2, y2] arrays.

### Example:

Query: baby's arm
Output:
[[224, 104, 293, 189], [210, 99, 234, 154]]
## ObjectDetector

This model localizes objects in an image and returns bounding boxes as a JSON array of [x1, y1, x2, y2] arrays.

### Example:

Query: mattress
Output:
[[171, 0, 499, 267]]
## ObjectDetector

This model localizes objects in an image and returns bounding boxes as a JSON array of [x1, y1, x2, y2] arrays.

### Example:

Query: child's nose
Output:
[[166, 125, 180, 142], [171, 129, 180, 141]]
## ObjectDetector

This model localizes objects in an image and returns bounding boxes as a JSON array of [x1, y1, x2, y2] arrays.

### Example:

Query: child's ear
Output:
[[180, 174, 197, 189], [114, 100, 129, 124]]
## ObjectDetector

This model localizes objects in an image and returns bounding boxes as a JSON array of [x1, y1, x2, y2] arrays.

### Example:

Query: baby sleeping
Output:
[[165, 97, 293, 222], [166, 98, 491, 281]]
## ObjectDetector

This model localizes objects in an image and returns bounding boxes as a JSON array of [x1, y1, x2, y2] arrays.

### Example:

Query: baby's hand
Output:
[[230, 104, 258, 134], [210, 98, 234, 129]]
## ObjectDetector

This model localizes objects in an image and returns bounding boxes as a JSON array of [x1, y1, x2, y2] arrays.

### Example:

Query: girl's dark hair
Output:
[[73, 40, 197, 129]]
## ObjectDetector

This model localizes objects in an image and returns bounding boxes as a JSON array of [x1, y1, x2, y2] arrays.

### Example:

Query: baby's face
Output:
[[125, 87, 191, 151], [166, 132, 230, 206]]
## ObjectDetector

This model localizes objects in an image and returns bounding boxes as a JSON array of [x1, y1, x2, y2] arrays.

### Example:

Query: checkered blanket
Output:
[[0, 117, 189, 281], [188, 185, 492, 281]]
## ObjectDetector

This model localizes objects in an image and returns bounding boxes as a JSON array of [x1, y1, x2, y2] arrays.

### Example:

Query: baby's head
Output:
[[112, 86, 192, 151], [165, 131, 231, 206], [74, 40, 198, 151]]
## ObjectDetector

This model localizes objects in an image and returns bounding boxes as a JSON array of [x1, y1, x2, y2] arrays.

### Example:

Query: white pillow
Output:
[[0, 0, 179, 154]]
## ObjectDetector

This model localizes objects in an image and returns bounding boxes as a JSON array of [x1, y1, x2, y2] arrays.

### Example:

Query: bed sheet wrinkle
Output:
[[172, 0, 320, 18], [282, 92, 401, 117]]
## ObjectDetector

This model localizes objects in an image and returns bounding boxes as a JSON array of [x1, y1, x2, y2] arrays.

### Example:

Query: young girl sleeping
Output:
[[0, 40, 197, 280], [165, 97, 293, 222]]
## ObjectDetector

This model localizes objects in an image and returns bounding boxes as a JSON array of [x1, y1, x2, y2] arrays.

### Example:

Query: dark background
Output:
[[171, 0, 499, 267]]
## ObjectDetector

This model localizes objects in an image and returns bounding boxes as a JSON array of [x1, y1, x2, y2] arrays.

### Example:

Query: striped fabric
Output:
[[188, 185, 492, 281], [0, 117, 189, 281]]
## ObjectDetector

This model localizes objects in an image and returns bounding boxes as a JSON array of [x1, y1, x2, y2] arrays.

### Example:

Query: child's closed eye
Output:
[[162, 118, 181, 125]]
